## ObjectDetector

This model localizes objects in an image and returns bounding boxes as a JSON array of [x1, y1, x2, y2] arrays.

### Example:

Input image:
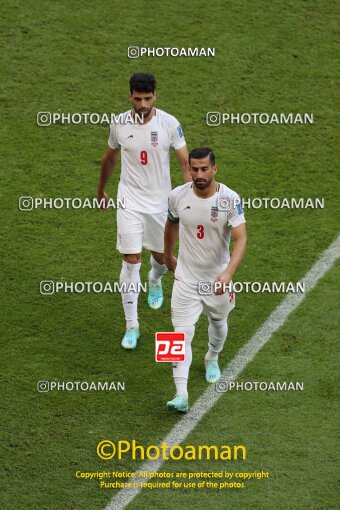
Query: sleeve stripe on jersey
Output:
[[167, 209, 179, 223]]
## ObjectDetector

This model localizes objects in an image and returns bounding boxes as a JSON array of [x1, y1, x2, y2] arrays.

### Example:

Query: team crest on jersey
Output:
[[211, 206, 218, 222], [151, 131, 158, 147]]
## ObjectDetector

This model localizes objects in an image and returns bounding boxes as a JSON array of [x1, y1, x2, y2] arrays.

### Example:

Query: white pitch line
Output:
[[104, 234, 340, 510]]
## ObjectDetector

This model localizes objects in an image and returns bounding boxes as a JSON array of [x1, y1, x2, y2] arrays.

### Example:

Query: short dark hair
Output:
[[189, 147, 215, 166], [129, 72, 156, 94]]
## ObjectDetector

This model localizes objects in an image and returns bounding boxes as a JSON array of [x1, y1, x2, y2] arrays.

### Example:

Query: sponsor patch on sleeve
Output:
[[177, 125, 184, 138], [236, 202, 244, 215]]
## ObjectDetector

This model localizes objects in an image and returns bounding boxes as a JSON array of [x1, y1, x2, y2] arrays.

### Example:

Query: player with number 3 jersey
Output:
[[164, 147, 247, 412]]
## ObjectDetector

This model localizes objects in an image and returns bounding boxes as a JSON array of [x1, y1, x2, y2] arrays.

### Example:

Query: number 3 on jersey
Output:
[[140, 150, 148, 165], [197, 225, 205, 239]]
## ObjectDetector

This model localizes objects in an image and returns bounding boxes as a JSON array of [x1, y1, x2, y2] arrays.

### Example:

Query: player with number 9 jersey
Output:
[[97, 73, 190, 351], [109, 108, 186, 213]]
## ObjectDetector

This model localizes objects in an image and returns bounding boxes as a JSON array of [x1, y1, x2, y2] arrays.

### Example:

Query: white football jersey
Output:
[[168, 182, 246, 283], [108, 108, 186, 213]]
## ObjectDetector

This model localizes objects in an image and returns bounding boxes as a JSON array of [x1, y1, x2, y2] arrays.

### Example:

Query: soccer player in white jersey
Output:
[[97, 73, 190, 350], [164, 147, 247, 412]]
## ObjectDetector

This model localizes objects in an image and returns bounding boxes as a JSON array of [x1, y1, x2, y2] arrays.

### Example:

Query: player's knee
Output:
[[208, 317, 228, 334], [209, 317, 227, 326], [123, 253, 141, 264], [175, 325, 195, 342], [120, 259, 141, 283]]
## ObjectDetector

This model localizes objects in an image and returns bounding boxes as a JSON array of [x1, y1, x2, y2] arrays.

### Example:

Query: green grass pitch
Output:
[[1, 0, 339, 509]]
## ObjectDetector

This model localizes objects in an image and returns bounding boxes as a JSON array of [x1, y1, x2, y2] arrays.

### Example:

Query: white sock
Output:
[[205, 318, 228, 362], [172, 325, 195, 397], [149, 255, 167, 283], [173, 377, 188, 397], [120, 261, 141, 329]]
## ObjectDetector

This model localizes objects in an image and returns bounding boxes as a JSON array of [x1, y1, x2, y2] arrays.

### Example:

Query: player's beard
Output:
[[134, 106, 152, 122], [193, 175, 213, 190]]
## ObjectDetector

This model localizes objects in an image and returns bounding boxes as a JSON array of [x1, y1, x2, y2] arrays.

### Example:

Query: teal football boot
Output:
[[205, 360, 221, 383], [147, 272, 163, 309], [121, 327, 140, 350], [166, 394, 189, 413]]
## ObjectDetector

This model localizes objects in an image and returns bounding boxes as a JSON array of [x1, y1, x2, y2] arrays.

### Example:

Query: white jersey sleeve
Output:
[[108, 122, 120, 149], [169, 118, 186, 150], [226, 192, 246, 229], [167, 188, 180, 223]]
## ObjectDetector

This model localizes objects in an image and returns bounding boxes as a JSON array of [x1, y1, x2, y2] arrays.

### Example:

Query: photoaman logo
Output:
[[97, 440, 246, 461]]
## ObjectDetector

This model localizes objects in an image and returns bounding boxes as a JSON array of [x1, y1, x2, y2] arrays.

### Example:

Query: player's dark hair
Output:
[[129, 72, 156, 94], [189, 147, 215, 166]]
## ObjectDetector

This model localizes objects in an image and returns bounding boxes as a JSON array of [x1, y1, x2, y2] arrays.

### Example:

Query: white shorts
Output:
[[116, 208, 167, 254], [171, 279, 236, 327]]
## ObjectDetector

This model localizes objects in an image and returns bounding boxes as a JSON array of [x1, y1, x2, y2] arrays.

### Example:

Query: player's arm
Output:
[[174, 145, 191, 182], [215, 223, 247, 295], [164, 219, 179, 272], [96, 147, 120, 210]]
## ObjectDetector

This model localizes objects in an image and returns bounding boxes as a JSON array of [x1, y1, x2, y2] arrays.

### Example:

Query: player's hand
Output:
[[214, 271, 231, 295], [97, 188, 109, 210], [164, 255, 177, 273]]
